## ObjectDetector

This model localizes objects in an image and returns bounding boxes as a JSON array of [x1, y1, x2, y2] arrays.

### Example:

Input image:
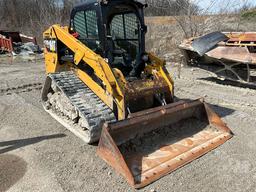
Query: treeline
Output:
[[0, 0, 77, 33], [0, 0, 198, 32], [0, 0, 253, 42], [145, 0, 199, 16]]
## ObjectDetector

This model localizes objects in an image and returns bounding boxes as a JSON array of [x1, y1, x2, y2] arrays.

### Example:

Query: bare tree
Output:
[[0, 0, 79, 43], [145, 0, 198, 16], [62, 0, 74, 23], [0, 0, 253, 44]]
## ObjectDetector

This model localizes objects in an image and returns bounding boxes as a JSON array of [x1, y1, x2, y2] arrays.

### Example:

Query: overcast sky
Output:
[[196, 0, 256, 13]]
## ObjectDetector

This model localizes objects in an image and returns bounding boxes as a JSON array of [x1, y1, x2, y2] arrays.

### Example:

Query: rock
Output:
[[20, 42, 40, 52], [45, 102, 51, 110], [47, 92, 53, 99], [51, 83, 59, 92], [78, 119, 89, 128]]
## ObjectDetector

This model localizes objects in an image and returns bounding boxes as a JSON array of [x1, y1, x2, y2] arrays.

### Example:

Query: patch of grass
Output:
[[241, 9, 256, 20]]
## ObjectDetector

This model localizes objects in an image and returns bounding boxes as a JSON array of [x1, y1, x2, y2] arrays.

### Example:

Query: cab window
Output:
[[110, 13, 140, 63], [73, 10, 100, 51]]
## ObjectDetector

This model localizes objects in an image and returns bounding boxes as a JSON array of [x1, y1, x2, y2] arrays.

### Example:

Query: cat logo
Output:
[[44, 39, 57, 52]]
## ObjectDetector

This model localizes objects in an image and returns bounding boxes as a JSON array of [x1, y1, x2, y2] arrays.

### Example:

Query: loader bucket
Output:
[[97, 99, 233, 188]]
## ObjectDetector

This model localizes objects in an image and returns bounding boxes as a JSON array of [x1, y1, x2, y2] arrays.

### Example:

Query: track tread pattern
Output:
[[47, 71, 116, 143]]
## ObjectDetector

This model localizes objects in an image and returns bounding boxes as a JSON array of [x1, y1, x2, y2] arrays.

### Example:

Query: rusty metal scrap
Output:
[[180, 32, 256, 64], [0, 34, 13, 53], [179, 32, 256, 86]]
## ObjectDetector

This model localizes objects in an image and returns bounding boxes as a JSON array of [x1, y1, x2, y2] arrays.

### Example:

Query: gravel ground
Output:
[[0, 56, 256, 192]]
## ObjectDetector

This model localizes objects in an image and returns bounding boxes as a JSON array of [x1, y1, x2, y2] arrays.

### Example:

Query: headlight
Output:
[[142, 54, 149, 62]]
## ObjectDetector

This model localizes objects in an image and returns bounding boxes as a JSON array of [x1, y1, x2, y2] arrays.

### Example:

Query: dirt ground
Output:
[[0, 55, 256, 192]]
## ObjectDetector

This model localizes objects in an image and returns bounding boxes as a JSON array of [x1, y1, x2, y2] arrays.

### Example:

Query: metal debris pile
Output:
[[179, 32, 256, 86], [0, 30, 42, 56], [12, 41, 42, 56]]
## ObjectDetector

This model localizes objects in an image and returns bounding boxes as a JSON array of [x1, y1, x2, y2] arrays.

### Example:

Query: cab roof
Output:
[[74, 0, 146, 9]]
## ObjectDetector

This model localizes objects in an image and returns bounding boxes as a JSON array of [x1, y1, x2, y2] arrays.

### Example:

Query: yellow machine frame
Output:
[[43, 25, 174, 120]]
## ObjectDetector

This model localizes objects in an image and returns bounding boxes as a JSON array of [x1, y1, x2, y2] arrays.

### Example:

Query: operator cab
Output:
[[70, 0, 148, 77]]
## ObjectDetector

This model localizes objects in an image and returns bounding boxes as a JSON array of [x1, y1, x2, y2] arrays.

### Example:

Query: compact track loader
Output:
[[42, 0, 233, 188]]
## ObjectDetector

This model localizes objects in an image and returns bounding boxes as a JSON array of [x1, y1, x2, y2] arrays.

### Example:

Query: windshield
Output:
[[107, 12, 140, 75]]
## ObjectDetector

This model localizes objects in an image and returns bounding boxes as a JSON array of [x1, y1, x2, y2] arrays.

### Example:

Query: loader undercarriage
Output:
[[42, 72, 116, 143]]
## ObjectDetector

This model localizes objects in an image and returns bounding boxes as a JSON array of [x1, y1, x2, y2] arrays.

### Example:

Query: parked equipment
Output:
[[42, 0, 233, 188]]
